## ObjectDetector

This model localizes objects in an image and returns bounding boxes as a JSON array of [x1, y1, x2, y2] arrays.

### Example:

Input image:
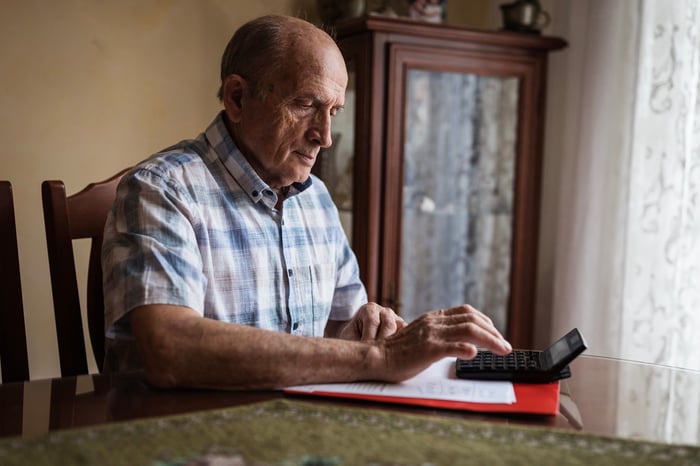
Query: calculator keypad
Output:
[[458, 350, 542, 371]]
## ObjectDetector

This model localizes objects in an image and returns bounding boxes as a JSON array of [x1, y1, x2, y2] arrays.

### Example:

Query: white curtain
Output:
[[621, 0, 700, 371], [533, 0, 700, 444], [536, 0, 700, 371]]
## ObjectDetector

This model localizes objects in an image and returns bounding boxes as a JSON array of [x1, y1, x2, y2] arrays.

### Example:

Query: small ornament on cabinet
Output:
[[317, 0, 366, 26], [499, 0, 550, 34], [368, 0, 445, 22], [367, 0, 401, 17], [406, 0, 446, 23]]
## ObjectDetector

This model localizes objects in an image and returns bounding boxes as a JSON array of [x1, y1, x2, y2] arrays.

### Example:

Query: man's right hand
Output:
[[371, 305, 512, 383]]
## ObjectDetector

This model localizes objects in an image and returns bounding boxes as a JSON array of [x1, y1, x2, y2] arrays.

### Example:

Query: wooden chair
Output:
[[42, 169, 130, 377], [0, 181, 30, 383]]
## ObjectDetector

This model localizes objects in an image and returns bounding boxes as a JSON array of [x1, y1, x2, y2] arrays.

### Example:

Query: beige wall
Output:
[[0, 0, 320, 380], [0, 0, 491, 381]]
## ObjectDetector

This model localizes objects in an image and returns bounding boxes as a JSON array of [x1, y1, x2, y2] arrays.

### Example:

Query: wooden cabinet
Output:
[[317, 16, 566, 347]]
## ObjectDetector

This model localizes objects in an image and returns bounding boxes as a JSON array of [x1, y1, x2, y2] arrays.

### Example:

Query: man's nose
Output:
[[308, 112, 333, 148]]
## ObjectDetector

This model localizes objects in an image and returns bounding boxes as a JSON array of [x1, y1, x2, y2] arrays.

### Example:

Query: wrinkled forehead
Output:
[[285, 27, 344, 67], [276, 36, 348, 93]]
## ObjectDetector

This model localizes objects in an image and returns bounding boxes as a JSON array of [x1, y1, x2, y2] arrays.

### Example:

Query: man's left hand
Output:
[[326, 303, 406, 341]]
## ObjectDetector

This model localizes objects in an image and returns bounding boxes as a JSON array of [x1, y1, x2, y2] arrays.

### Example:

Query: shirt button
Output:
[[288, 269, 293, 276], [292, 322, 299, 330], [251, 190, 259, 197]]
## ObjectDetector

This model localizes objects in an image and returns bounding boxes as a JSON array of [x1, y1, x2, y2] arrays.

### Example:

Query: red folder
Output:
[[285, 381, 560, 416]]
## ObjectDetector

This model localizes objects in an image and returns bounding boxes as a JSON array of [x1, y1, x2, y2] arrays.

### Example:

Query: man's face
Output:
[[226, 43, 348, 191]]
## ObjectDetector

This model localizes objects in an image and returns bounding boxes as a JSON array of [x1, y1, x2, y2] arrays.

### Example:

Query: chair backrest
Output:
[[0, 181, 30, 383], [42, 169, 130, 377]]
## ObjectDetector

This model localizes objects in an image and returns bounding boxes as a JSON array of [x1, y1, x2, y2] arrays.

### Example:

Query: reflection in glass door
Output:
[[400, 69, 519, 334]]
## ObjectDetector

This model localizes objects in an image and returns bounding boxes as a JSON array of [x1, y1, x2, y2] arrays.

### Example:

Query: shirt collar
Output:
[[204, 111, 312, 207]]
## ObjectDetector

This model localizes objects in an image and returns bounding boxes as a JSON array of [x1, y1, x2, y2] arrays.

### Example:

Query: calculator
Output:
[[455, 328, 588, 383]]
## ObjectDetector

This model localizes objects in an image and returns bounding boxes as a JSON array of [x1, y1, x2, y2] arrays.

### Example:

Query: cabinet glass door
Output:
[[399, 69, 519, 334]]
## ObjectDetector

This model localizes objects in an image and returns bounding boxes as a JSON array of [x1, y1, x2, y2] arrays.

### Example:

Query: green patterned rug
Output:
[[0, 399, 697, 465]]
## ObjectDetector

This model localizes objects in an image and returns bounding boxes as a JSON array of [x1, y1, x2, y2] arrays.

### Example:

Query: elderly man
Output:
[[102, 14, 511, 390]]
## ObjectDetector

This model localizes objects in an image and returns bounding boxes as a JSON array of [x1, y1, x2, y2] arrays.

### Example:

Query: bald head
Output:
[[217, 15, 342, 101]]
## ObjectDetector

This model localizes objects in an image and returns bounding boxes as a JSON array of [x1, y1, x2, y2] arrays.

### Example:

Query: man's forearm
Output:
[[129, 303, 511, 390], [130, 304, 383, 390]]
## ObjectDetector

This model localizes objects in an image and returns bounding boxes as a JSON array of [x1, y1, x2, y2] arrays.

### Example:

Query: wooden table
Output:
[[1, 355, 698, 447]]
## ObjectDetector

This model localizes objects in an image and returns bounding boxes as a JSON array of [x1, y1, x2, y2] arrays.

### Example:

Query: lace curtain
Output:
[[536, 0, 699, 444], [621, 0, 700, 371]]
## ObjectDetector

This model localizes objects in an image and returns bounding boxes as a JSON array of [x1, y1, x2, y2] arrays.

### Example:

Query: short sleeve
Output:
[[102, 164, 207, 337]]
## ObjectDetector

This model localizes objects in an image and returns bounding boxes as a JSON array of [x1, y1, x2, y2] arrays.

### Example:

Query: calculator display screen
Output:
[[547, 338, 571, 366]]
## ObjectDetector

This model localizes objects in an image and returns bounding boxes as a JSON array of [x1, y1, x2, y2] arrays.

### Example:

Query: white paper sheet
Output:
[[287, 357, 516, 404]]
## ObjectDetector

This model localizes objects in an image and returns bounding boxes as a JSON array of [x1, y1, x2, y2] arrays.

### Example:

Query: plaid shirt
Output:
[[102, 112, 366, 345]]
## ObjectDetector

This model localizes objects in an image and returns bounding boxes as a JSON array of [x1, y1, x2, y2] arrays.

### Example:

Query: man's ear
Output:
[[222, 75, 246, 123]]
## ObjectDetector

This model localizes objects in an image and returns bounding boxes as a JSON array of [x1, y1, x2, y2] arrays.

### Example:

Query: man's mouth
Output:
[[294, 151, 316, 166]]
